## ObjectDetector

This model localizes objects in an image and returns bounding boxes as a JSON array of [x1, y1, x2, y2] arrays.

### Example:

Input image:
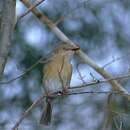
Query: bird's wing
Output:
[[39, 52, 55, 64]]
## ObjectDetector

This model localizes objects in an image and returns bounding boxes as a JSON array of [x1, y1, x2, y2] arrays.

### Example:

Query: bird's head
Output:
[[54, 42, 80, 57]]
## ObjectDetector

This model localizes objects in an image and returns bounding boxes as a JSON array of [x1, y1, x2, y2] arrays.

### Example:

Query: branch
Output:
[[11, 95, 45, 130], [20, 0, 130, 100], [54, 0, 89, 25], [17, 0, 45, 24], [0, 57, 43, 84], [0, 0, 16, 78], [76, 63, 86, 84], [11, 89, 129, 130], [70, 73, 130, 90], [102, 53, 130, 69], [101, 94, 113, 130]]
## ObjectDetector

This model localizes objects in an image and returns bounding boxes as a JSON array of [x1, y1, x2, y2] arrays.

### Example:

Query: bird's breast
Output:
[[42, 57, 71, 93]]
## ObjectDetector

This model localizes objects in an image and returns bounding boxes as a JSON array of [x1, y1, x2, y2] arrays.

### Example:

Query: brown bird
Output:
[[40, 42, 79, 125]]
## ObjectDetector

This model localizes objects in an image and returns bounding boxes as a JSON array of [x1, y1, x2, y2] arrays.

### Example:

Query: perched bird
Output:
[[40, 42, 79, 125]]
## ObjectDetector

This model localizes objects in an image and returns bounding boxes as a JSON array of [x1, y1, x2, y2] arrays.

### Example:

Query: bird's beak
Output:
[[71, 46, 80, 51], [64, 45, 80, 51]]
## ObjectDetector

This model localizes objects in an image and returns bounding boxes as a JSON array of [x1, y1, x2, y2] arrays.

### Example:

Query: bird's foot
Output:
[[60, 87, 69, 95]]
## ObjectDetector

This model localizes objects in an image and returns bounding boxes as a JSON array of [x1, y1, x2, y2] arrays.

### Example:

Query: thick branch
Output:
[[0, 0, 16, 78], [20, 0, 130, 100]]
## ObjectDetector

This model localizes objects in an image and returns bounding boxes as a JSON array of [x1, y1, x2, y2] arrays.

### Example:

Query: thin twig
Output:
[[102, 53, 130, 68], [54, 0, 119, 25], [90, 72, 98, 81], [17, 0, 45, 23], [101, 93, 113, 130], [11, 95, 45, 130], [0, 58, 43, 85], [65, 90, 130, 97], [54, 0, 89, 25], [76, 63, 86, 84], [69, 73, 130, 90]]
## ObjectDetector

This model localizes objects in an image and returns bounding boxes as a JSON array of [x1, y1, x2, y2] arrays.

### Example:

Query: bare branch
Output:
[[76, 63, 86, 84], [101, 94, 113, 130], [20, 0, 130, 101], [17, 0, 45, 24], [102, 53, 130, 68], [54, 0, 89, 25], [0, 57, 43, 84], [70, 73, 130, 90], [11, 95, 45, 130]]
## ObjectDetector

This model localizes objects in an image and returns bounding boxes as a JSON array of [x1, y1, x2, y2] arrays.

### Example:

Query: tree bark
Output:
[[0, 0, 16, 78]]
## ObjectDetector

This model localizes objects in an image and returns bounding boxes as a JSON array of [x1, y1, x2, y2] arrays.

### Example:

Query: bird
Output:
[[39, 42, 80, 125]]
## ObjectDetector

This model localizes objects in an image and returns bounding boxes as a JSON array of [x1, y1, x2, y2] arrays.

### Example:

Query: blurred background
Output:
[[0, 0, 130, 130]]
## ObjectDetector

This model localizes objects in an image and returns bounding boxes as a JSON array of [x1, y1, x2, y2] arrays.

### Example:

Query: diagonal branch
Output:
[[11, 95, 45, 130], [17, 0, 45, 23], [20, 0, 130, 101], [0, 57, 43, 84]]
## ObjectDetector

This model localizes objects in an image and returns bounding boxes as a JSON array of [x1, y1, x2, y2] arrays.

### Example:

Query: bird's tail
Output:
[[40, 98, 52, 125]]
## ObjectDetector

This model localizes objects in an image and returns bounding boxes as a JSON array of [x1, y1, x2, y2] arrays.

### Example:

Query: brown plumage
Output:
[[40, 42, 79, 125]]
